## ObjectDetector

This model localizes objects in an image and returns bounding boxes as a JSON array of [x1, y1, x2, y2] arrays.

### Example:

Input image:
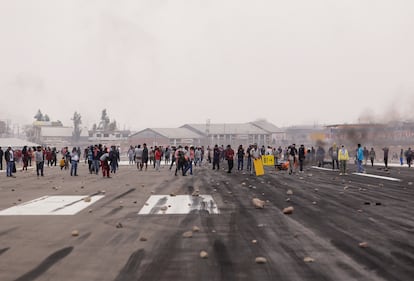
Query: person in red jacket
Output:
[[225, 145, 235, 173], [154, 147, 162, 171]]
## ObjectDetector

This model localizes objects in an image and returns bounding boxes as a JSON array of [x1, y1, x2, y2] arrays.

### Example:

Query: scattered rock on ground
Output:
[[252, 240, 257, 244], [286, 190, 293, 195], [283, 206, 294, 215], [182, 231, 193, 238], [200, 250, 208, 259], [359, 242, 368, 248], [255, 257, 267, 264], [192, 226, 200, 232], [140, 237, 147, 241], [304, 257, 315, 263], [252, 198, 265, 208], [160, 206, 168, 211], [116, 223, 123, 228], [83, 197, 92, 203], [71, 230, 79, 237]]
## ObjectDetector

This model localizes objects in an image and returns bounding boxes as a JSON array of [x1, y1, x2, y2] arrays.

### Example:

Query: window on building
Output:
[[96, 134, 102, 137], [104, 133, 109, 137]]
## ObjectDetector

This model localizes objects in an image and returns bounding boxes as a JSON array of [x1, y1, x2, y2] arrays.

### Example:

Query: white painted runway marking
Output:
[[0, 195, 105, 215], [311, 166, 339, 172], [138, 195, 219, 215], [351, 173, 401, 182]]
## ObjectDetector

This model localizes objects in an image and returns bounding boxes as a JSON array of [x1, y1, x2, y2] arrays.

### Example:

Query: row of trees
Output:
[[32, 109, 118, 142]]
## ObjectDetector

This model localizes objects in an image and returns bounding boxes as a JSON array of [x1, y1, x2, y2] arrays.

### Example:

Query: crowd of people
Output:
[[1, 142, 413, 178]]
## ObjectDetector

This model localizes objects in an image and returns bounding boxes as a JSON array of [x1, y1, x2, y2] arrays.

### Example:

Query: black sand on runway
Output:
[[0, 161, 413, 281]]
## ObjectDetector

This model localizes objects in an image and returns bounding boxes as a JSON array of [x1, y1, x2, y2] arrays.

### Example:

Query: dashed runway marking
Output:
[[351, 173, 402, 182], [0, 195, 105, 215], [138, 195, 219, 215]]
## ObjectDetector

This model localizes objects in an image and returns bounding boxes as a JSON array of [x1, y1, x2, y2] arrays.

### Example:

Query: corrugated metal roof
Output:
[[183, 123, 267, 135], [131, 128, 203, 139], [251, 120, 281, 133], [41, 127, 89, 137], [0, 138, 40, 148]]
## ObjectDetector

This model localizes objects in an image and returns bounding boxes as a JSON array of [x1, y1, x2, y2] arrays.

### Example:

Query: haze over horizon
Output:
[[1, 1, 414, 131]]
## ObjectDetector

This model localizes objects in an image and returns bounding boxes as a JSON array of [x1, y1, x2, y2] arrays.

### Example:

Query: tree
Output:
[[109, 120, 117, 131], [44, 114, 50, 122], [98, 109, 110, 130], [34, 109, 44, 121], [72, 112, 82, 142]]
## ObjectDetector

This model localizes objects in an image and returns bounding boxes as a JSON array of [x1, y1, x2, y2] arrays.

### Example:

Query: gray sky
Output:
[[1, 0, 414, 131]]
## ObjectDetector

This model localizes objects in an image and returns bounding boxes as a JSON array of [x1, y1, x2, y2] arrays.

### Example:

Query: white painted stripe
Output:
[[0, 195, 105, 215], [351, 173, 402, 182], [138, 195, 219, 215], [311, 166, 339, 172]]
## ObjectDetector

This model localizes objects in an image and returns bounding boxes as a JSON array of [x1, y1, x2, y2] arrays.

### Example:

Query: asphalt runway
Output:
[[0, 160, 413, 281]]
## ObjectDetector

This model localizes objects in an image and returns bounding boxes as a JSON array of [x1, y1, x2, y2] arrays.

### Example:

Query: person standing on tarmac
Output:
[[237, 144, 244, 171], [338, 144, 349, 175], [369, 147, 376, 167], [212, 144, 221, 170], [225, 145, 235, 173], [298, 144, 306, 173], [357, 144, 364, 173], [250, 143, 261, 175], [287, 144, 298, 175]]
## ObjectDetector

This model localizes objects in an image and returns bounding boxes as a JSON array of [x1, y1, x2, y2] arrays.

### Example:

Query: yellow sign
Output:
[[254, 159, 264, 176], [261, 155, 275, 166]]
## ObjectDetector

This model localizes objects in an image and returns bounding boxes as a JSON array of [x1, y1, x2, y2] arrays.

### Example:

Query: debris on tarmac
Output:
[[192, 226, 200, 232], [303, 257, 315, 263], [286, 198, 291, 202], [116, 223, 123, 228], [283, 206, 294, 214], [359, 242, 368, 248], [83, 196, 92, 202], [200, 250, 208, 259], [252, 240, 257, 244], [182, 231, 193, 238], [286, 190, 293, 195], [71, 230, 79, 237], [140, 237, 147, 241], [252, 198, 265, 208], [255, 257, 267, 264]]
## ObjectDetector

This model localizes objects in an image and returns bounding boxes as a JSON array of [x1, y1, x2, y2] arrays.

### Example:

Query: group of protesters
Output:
[[1, 142, 413, 178]]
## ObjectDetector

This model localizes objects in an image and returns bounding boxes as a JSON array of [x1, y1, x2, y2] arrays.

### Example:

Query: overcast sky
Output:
[[1, 0, 413, 131]]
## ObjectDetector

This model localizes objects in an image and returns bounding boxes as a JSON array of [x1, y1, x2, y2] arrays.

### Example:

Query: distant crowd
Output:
[[1, 142, 413, 178]]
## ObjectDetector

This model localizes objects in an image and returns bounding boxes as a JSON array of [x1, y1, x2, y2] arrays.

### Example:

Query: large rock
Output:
[[252, 198, 265, 209], [283, 206, 294, 214], [255, 257, 267, 264], [182, 231, 193, 238], [200, 250, 208, 259]]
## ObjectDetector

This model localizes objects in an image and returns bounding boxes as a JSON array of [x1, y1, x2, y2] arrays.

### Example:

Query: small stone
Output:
[[170, 193, 176, 197], [252, 198, 265, 208], [100, 190, 106, 194], [257, 224, 265, 228], [252, 186, 257, 189], [133, 201, 137, 204], [83, 197, 92, 203], [359, 242, 368, 248], [18, 199, 22, 202], [283, 206, 294, 215], [344, 186, 349, 190], [357, 209, 363, 213], [192, 190, 200, 196], [304, 257, 315, 263], [116, 223, 123, 228], [182, 231, 193, 238], [312, 201, 317, 205], [71, 230, 79, 237], [255, 257, 267, 264], [11, 189, 15, 192], [160, 206, 168, 211], [139, 237, 147, 241], [252, 240, 257, 244], [314, 188, 318, 192], [80, 186, 84, 189], [200, 250, 208, 259], [192, 226, 200, 232], [286, 190, 293, 195], [88, 209, 93, 213], [408, 182, 413, 186], [285, 198, 291, 202]]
